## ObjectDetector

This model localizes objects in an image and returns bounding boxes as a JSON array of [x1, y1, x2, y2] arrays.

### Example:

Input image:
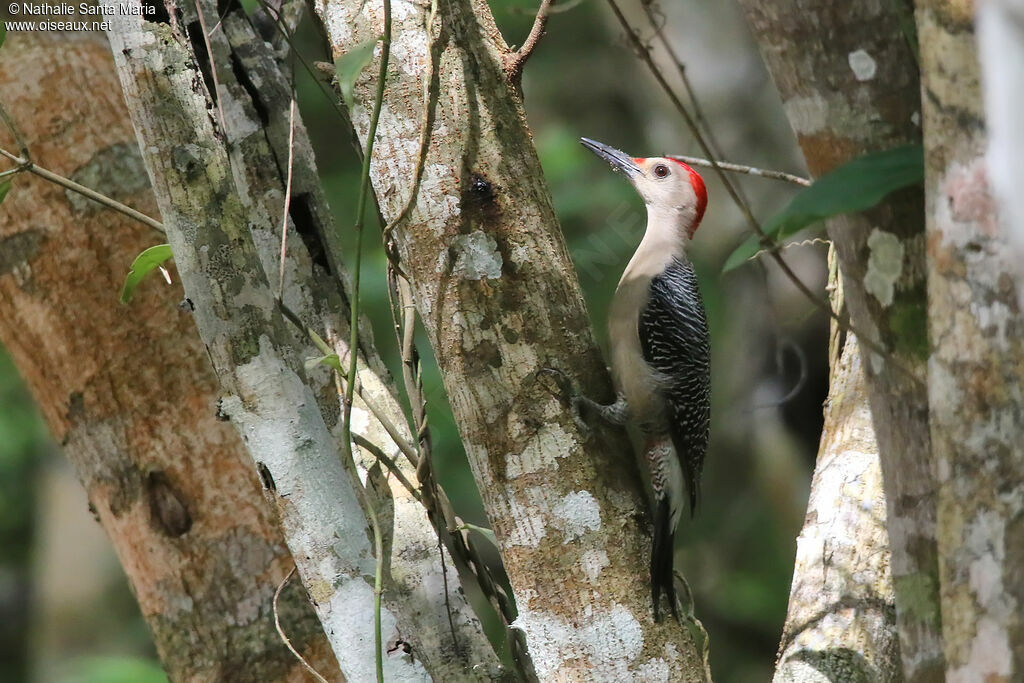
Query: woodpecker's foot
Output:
[[536, 368, 592, 438]]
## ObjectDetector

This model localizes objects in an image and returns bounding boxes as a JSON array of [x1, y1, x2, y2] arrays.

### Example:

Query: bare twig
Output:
[[668, 155, 811, 186], [352, 433, 421, 501], [641, 2, 727, 162], [504, 0, 555, 84], [277, 98, 296, 299], [194, 0, 228, 136], [273, 566, 330, 683], [0, 147, 165, 234], [605, 0, 922, 387], [0, 100, 31, 161]]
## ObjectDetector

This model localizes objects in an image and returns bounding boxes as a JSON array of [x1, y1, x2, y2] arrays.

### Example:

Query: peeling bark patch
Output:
[[147, 471, 193, 537], [551, 491, 601, 543], [864, 229, 904, 306], [451, 231, 502, 280], [67, 142, 150, 213], [0, 230, 45, 276], [848, 49, 877, 81]]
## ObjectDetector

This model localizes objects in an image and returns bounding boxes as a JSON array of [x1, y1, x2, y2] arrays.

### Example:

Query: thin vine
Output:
[[340, 1, 393, 679]]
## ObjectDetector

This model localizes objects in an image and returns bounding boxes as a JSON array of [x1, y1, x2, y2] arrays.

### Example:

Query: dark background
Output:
[[0, 1, 831, 680]]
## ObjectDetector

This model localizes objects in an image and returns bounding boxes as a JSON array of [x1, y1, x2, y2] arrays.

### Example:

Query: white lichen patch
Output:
[[505, 423, 576, 478], [512, 603, 647, 680], [863, 229, 904, 306], [580, 549, 610, 583], [948, 616, 1012, 683], [451, 231, 503, 280], [847, 49, 878, 81], [504, 488, 547, 547], [783, 94, 828, 135], [551, 490, 602, 543]]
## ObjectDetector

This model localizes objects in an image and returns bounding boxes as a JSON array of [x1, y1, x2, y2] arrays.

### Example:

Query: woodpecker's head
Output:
[[581, 137, 707, 239]]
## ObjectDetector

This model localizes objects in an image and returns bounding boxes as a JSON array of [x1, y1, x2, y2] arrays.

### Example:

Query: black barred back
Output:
[[638, 257, 711, 514]]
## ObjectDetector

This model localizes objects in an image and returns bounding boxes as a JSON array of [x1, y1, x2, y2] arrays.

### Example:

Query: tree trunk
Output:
[[311, 0, 709, 677], [102, 0, 505, 678], [736, 2, 940, 679], [0, 29, 340, 682], [774, 252, 900, 682], [917, 1, 1024, 679]]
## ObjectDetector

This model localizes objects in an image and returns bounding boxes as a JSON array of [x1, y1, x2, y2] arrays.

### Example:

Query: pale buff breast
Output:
[[607, 230, 679, 425]]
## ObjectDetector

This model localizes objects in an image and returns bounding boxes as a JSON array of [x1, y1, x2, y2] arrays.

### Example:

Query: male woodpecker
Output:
[[579, 137, 711, 621]]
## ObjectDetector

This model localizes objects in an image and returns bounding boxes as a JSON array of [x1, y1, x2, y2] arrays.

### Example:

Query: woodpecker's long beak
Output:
[[580, 137, 641, 178]]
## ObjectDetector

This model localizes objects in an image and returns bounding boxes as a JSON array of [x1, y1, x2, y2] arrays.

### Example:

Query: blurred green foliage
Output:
[[57, 657, 167, 683], [0, 347, 46, 682]]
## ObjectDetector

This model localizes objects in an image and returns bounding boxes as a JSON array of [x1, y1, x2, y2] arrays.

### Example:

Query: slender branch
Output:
[[352, 433, 421, 501], [641, 3, 726, 162], [0, 147, 165, 234], [605, 0, 923, 387], [504, 0, 555, 84], [277, 97, 296, 299], [0, 99, 31, 161], [273, 567, 330, 683], [668, 155, 811, 186], [367, 501, 385, 683], [194, 0, 228, 136]]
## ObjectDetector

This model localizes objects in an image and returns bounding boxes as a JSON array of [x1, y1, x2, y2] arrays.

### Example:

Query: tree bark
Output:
[[0, 30, 340, 682], [736, 2, 941, 679], [102, 0, 505, 678], [917, 1, 1024, 679], [977, 0, 1024, 292], [774, 253, 900, 682], [312, 0, 709, 678]]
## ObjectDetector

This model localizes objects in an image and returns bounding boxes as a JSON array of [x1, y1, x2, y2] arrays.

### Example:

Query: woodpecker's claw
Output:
[[536, 368, 592, 439]]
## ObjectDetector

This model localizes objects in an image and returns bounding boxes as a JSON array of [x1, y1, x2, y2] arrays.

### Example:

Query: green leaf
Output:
[[0, 180, 10, 205], [722, 144, 924, 272], [120, 244, 173, 304], [460, 522, 499, 549], [305, 353, 343, 374], [335, 37, 380, 107]]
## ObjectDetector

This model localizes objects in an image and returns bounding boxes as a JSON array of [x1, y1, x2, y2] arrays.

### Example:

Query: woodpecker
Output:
[[578, 137, 711, 621]]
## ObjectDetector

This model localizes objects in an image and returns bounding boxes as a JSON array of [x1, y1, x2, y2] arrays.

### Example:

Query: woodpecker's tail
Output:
[[651, 496, 678, 621]]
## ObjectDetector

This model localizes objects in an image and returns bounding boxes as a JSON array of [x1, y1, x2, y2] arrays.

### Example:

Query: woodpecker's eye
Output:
[[654, 164, 670, 178]]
